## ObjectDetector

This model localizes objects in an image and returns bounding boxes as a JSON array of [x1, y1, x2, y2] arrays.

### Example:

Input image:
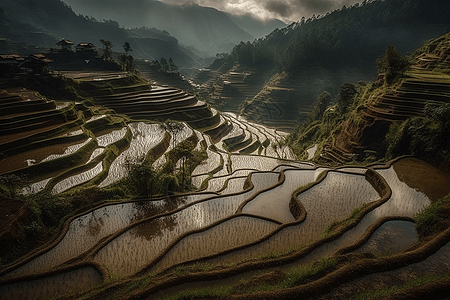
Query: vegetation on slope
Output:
[[0, 73, 207, 267], [288, 32, 450, 170], [203, 0, 450, 130], [227, 0, 449, 71], [0, 0, 199, 67]]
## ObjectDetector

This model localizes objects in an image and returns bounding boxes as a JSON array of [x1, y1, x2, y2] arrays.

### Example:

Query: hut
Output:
[[56, 39, 74, 51]]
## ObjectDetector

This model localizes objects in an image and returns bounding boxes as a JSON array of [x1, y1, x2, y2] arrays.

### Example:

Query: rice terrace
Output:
[[1, 0, 450, 299]]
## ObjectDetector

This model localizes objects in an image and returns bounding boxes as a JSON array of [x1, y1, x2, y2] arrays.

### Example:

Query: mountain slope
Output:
[[0, 0, 199, 67], [289, 32, 450, 171], [202, 0, 450, 131], [226, 13, 286, 40], [61, 0, 257, 56]]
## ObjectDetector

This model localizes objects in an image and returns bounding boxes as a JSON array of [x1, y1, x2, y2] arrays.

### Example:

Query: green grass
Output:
[[280, 258, 338, 288], [171, 263, 216, 276], [162, 257, 337, 300], [291, 170, 327, 198], [349, 274, 450, 300], [160, 285, 233, 300], [414, 193, 450, 236], [321, 203, 368, 238], [321, 220, 339, 238], [254, 245, 305, 261]]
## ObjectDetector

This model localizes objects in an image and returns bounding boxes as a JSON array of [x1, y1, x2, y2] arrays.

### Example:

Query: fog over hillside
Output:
[[0, 0, 203, 67], [61, 0, 286, 56], [158, 0, 362, 23]]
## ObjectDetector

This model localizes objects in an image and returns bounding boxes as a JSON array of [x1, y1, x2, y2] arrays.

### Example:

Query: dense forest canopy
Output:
[[227, 0, 450, 71]]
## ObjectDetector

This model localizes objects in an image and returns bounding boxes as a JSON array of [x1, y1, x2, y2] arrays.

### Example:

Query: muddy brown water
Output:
[[355, 220, 418, 255], [205, 171, 380, 266], [242, 169, 317, 223], [94, 172, 281, 276], [0, 139, 86, 174], [4, 194, 214, 280], [0, 122, 72, 145], [318, 240, 450, 299], [393, 157, 450, 201], [151, 215, 281, 272], [0, 267, 102, 300]]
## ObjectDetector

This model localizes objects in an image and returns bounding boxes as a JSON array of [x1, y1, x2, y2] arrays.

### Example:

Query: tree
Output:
[[310, 91, 332, 120], [119, 54, 127, 69], [160, 57, 169, 72], [168, 58, 178, 73], [336, 83, 358, 114], [123, 42, 132, 56], [125, 156, 158, 198], [152, 60, 162, 71], [0, 174, 29, 198], [173, 141, 194, 185], [99, 39, 113, 60], [160, 120, 185, 150], [119, 43, 134, 71], [377, 45, 410, 84]]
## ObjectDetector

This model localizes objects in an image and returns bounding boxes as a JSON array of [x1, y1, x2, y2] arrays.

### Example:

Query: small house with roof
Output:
[[0, 54, 24, 75], [56, 39, 74, 51], [76, 43, 97, 55], [21, 54, 53, 74]]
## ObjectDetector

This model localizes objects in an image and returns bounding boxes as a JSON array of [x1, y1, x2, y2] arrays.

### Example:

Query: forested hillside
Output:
[[229, 0, 449, 70], [203, 0, 449, 131], [61, 0, 266, 57], [289, 32, 450, 172], [0, 0, 199, 67]]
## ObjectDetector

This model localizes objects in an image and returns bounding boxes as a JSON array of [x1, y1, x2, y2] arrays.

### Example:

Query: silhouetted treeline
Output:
[[0, 0, 199, 67], [228, 0, 450, 71]]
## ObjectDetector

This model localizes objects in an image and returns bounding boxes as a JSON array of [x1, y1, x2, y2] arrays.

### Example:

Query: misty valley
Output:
[[1, 0, 450, 299]]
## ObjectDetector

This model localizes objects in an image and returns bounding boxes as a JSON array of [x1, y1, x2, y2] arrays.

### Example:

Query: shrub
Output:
[[282, 258, 337, 287], [376, 45, 410, 84], [36, 193, 72, 228], [125, 156, 159, 198], [415, 194, 450, 236], [23, 221, 42, 239]]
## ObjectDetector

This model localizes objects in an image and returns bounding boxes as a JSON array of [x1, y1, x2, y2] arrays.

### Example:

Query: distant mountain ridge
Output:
[[61, 0, 285, 56], [226, 13, 286, 40], [0, 0, 200, 67], [199, 0, 450, 131]]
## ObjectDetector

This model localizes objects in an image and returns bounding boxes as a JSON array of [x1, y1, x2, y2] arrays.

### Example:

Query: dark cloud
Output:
[[63, 0, 363, 23], [265, 1, 293, 18], [289, 0, 336, 15]]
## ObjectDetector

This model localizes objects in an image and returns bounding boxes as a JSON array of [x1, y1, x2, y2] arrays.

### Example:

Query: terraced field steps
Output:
[[2, 65, 450, 300]]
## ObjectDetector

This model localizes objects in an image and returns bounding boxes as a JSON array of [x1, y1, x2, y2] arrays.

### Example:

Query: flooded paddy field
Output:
[[2, 72, 450, 300], [0, 266, 102, 300], [99, 122, 165, 187]]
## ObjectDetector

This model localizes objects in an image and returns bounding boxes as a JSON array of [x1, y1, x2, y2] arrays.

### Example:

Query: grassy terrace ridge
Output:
[[1, 32, 450, 300], [288, 32, 450, 169], [42, 159, 450, 300]]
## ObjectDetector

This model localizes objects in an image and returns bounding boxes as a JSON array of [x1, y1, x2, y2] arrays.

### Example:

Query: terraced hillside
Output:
[[134, 60, 194, 93], [195, 62, 375, 133], [0, 69, 450, 299], [319, 35, 450, 165], [1, 44, 450, 299], [194, 66, 273, 116]]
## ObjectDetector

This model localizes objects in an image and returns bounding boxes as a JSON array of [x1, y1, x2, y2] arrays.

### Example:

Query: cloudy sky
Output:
[[160, 0, 362, 22]]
